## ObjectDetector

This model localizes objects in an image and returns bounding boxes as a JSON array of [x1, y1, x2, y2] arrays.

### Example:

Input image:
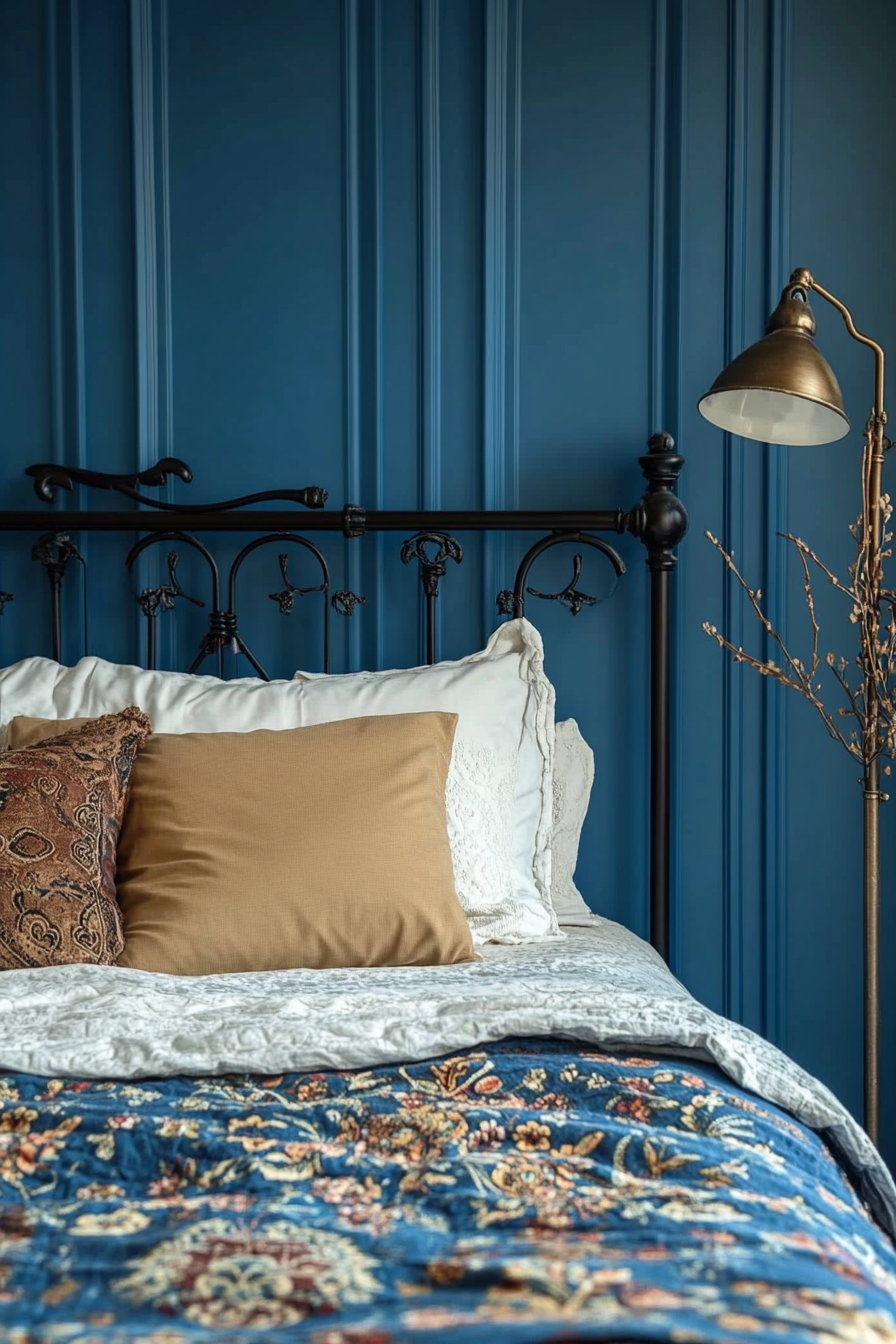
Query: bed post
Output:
[[630, 433, 688, 962]]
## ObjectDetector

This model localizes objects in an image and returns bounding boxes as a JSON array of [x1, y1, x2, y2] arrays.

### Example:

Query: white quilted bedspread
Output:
[[1, 919, 894, 1236]]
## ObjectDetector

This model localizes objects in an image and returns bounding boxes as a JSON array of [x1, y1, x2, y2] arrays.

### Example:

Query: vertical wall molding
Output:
[[417, 0, 442, 661], [132, 0, 158, 467], [158, 0, 173, 458], [130, 0, 174, 663], [45, 0, 87, 663], [45, 0, 86, 473], [482, 0, 521, 641], [648, 0, 686, 441], [762, 0, 793, 1048], [342, 0, 362, 671], [419, 0, 441, 513], [371, 0, 385, 671], [46, 0, 65, 467], [131, 0, 173, 472], [649, 0, 687, 958], [69, 0, 86, 472], [353, 0, 384, 673], [721, 0, 750, 1024]]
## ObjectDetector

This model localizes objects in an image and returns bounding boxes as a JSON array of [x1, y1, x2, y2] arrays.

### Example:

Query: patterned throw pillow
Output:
[[0, 708, 151, 970]]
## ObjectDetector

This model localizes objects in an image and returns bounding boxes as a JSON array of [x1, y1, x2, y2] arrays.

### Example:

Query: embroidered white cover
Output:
[[0, 922, 891, 1238], [551, 718, 598, 924]]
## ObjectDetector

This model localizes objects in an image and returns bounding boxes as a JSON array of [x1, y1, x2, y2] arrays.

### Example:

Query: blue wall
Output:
[[1, 0, 894, 1161]]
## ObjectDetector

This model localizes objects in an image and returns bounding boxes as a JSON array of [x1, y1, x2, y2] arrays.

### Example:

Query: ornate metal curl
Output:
[[400, 531, 463, 597], [31, 531, 88, 661], [25, 457, 328, 515], [0, 591, 13, 615], [331, 590, 367, 617], [32, 531, 84, 572], [136, 552, 205, 619], [126, 531, 222, 674], [497, 532, 624, 619], [526, 554, 597, 616], [27, 457, 193, 505], [224, 533, 333, 679], [268, 553, 326, 613]]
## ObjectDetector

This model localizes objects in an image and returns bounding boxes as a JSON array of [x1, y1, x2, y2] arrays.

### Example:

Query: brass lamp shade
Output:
[[698, 287, 851, 446]]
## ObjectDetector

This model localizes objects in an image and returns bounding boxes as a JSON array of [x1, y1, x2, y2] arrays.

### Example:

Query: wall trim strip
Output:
[[763, 0, 793, 1048], [419, 0, 441, 515], [343, 0, 361, 671], [509, 2, 521, 516], [131, 0, 159, 472], [418, 0, 442, 662], [45, 0, 86, 476], [649, 0, 687, 958], [69, 0, 86, 472], [46, 0, 65, 469], [130, 0, 175, 664], [131, 0, 173, 466], [648, 0, 687, 441], [484, 0, 508, 514], [648, 0, 668, 440], [158, 0, 173, 462], [722, 0, 749, 1024], [482, 0, 521, 643], [483, 0, 507, 642], [372, 0, 385, 671], [44, 0, 88, 655]]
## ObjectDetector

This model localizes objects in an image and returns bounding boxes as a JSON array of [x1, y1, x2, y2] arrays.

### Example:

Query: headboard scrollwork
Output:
[[0, 431, 687, 960]]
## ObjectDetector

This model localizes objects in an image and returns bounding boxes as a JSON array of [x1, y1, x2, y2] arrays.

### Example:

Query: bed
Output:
[[0, 437, 894, 1343]]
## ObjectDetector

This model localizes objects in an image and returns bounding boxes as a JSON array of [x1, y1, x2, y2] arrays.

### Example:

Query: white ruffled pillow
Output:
[[291, 619, 558, 944], [551, 718, 597, 925], [0, 619, 560, 946]]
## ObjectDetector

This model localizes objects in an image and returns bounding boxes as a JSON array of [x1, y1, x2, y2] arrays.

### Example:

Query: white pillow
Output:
[[291, 618, 558, 944], [551, 718, 598, 925], [0, 619, 559, 945], [0, 660, 303, 736]]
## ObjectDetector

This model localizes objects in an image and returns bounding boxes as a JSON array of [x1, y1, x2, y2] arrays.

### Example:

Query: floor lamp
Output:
[[698, 266, 889, 1147]]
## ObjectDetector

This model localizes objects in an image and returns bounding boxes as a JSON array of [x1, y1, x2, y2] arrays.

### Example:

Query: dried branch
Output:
[[794, 541, 820, 680], [778, 532, 853, 600], [705, 423, 896, 786], [704, 533, 811, 690], [702, 614, 860, 761]]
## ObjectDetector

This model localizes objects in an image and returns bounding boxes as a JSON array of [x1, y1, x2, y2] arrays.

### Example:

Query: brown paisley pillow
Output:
[[0, 708, 151, 970]]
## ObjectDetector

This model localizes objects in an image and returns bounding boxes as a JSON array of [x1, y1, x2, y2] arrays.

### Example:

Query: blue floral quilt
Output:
[[1, 1039, 894, 1343]]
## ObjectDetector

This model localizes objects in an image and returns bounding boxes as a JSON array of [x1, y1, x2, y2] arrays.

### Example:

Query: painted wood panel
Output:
[[0, 0, 893, 1166]]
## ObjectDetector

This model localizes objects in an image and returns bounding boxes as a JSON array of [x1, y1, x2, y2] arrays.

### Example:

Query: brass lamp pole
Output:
[[698, 267, 889, 1146]]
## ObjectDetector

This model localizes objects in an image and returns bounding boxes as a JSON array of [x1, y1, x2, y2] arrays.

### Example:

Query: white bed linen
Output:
[[0, 920, 893, 1235], [0, 619, 559, 944]]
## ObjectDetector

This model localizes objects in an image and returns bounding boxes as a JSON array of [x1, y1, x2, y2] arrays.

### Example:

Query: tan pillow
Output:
[[8, 716, 94, 750], [8, 711, 474, 974], [0, 709, 152, 970]]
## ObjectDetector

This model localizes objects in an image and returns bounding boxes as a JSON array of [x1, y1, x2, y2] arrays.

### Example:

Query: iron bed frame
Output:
[[0, 431, 687, 961]]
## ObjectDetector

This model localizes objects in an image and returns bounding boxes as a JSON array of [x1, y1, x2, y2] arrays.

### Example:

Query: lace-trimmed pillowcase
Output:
[[551, 719, 597, 925]]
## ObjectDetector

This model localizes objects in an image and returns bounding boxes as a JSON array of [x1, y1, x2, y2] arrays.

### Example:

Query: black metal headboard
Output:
[[0, 431, 687, 960]]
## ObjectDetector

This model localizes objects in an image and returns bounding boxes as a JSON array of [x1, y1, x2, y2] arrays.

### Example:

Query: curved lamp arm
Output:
[[791, 268, 886, 423]]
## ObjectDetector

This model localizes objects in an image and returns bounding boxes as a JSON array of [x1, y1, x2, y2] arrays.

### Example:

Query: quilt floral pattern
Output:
[[1, 1040, 895, 1343]]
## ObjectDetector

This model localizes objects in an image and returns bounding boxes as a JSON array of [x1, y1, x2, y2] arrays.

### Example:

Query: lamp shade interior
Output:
[[698, 386, 851, 446]]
